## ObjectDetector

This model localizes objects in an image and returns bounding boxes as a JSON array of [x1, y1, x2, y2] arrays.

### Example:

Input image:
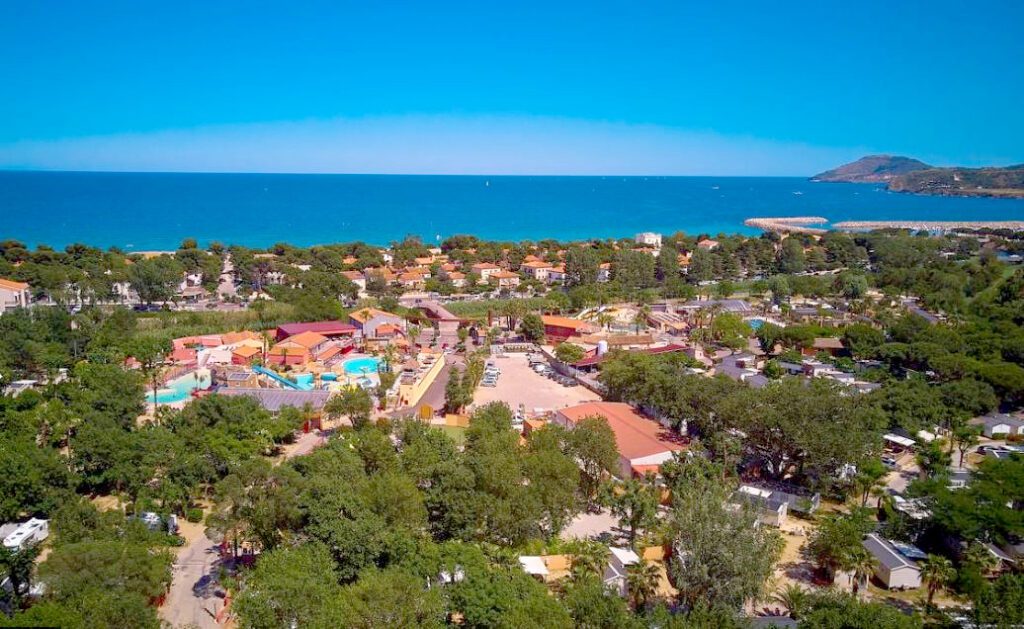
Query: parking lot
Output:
[[471, 352, 600, 414]]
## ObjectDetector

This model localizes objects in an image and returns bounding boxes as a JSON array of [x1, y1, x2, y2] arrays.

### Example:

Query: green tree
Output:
[[0, 542, 40, 604], [555, 342, 586, 364], [920, 554, 955, 606], [325, 386, 374, 428], [331, 567, 444, 628], [665, 463, 783, 610], [626, 560, 662, 610], [520, 313, 546, 343], [568, 417, 620, 508], [605, 476, 659, 544], [233, 542, 341, 629]]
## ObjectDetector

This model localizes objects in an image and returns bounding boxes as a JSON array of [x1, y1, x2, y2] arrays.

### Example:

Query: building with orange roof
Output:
[[470, 262, 500, 283], [0, 278, 31, 313], [267, 331, 329, 366], [349, 307, 406, 340], [554, 402, 687, 478], [541, 315, 598, 343], [231, 345, 262, 365], [519, 259, 553, 281], [697, 238, 719, 250], [340, 270, 366, 292], [490, 270, 521, 289]]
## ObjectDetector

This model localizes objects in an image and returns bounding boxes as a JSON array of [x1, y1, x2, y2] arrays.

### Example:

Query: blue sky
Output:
[[2, 1, 1022, 175]]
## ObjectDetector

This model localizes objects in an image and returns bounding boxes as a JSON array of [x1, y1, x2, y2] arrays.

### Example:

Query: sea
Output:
[[2, 171, 1023, 250]]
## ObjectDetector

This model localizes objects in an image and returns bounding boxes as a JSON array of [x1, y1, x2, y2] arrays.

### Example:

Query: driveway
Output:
[[161, 429, 327, 627]]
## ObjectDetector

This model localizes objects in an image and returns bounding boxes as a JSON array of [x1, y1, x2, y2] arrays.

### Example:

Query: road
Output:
[[160, 430, 325, 627], [217, 254, 237, 300]]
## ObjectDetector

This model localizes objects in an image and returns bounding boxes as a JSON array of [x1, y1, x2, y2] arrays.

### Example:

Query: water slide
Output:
[[253, 366, 303, 390]]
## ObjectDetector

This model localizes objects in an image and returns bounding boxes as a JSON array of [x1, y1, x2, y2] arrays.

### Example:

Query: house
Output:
[[518, 554, 572, 584], [231, 345, 262, 365], [216, 388, 331, 430], [734, 484, 820, 525], [470, 262, 501, 283], [734, 486, 788, 526], [971, 412, 1024, 439], [803, 337, 845, 357], [547, 264, 568, 283], [646, 311, 689, 335], [603, 547, 641, 596], [349, 308, 406, 339], [520, 260, 553, 281], [554, 402, 687, 478], [340, 270, 367, 293], [275, 320, 357, 342], [541, 315, 598, 343], [0, 278, 31, 314], [398, 272, 426, 290], [697, 238, 719, 250], [446, 271, 468, 288], [490, 270, 521, 289], [862, 534, 922, 590], [415, 300, 462, 341], [635, 232, 663, 248], [947, 467, 971, 490], [267, 331, 329, 366]]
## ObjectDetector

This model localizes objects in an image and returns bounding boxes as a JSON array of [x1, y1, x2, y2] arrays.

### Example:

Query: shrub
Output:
[[185, 508, 203, 523]]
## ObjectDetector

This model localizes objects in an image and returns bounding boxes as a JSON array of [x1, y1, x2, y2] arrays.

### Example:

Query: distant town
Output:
[[1, 224, 1023, 628]]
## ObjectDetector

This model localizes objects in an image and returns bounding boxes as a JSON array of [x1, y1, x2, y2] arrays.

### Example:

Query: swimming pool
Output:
[[292, 373, 314, 390], [748, 318, 765, 331], [148, 370, 211, 404], [321, 372, 338, 381], [343, 356, 381, 376]]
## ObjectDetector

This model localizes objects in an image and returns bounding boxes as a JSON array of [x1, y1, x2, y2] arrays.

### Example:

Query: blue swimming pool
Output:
[[148, 370, 211, 404], [321, 372, 338, 381], [343, 356, 381, 376], [748, 318, 765, 331], [292, 373, 314, 390]]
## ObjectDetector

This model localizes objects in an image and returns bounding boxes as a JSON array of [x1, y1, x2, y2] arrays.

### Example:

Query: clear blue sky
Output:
[[2, 1, 1022, 175]]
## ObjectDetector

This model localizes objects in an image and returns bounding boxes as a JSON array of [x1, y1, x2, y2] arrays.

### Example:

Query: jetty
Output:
[[832, 220, 1024, 233], [744, 217, 829, 234]]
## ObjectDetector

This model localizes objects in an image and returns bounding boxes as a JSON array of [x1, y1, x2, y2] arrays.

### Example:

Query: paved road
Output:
[[217, 254, 237, 300], [160, 430, 325, 627]]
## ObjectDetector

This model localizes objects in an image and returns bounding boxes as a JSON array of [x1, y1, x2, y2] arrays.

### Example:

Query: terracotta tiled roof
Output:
[[558, 402, 686, 461], [0, 278, 29, 291], [281, 331, 328, 349]]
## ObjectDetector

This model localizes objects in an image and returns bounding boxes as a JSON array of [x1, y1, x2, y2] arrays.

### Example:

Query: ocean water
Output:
[[2, 171, 1023, 250]]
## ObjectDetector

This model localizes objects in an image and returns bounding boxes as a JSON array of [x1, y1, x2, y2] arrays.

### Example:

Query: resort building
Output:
[[541, 315, 598, 344], [635, 232, 663, 248], [340, 270, 367, 293], [520, 260, 553, 281], [553, 402, 687, 478], [470, 262, 501, 283], [971, 412, 1024, 439], [348, 308, 406, 340], [267, 331, 330, 366], [0, 278, 31, 314], [490, 270, 521, 289], [275, 320, 357, 342]]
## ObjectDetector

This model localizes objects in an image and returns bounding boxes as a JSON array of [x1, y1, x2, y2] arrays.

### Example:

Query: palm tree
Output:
[[920, 554, 955, 607], [963, 542, 999, 576], [626, 560, 661, 610], [570, 542, 610, 582], [596, 311, 614, 331], [845, 546, 876, 597], [772, 583, 809, 619], [633, 305, 650, 334]]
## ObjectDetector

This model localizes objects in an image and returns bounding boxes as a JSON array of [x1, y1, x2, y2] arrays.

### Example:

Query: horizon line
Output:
[[0, 167, 822, 179]]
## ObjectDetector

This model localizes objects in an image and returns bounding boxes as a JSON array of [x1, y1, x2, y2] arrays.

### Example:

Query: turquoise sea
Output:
[[1, 171, 1022, 250]]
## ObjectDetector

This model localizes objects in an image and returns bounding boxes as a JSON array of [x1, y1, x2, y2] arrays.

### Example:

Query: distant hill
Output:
[[811, 155, 931, 183], [813, 155, 1024, 198]]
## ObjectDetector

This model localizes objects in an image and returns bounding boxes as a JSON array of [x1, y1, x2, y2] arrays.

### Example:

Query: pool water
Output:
[[321, 372, 338, 381], [343, 356, 381, 376], [293, 373, 314, 390], [148, 370, 211, 404], [748, 318, 765, 331]]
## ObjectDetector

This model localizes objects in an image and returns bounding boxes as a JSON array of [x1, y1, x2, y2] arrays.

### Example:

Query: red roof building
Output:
[[554, 402, 687, 478], [275, 320, 357, 342]]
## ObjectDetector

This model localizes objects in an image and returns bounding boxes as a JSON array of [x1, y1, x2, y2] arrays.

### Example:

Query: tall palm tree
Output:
[[626, 560, 661, 610], [963, 542, 999, 576], [920, 554, 955, 607], [845, 546, 876, 597]]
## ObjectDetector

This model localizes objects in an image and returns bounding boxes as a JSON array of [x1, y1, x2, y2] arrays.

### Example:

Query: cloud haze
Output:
[[0, 115, 869, 176]]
